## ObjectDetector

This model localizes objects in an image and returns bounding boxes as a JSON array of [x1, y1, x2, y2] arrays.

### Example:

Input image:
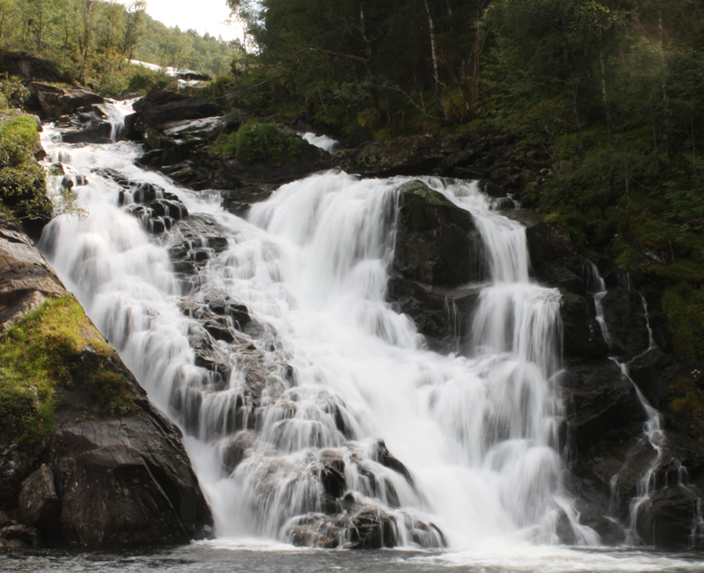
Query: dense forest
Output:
[[224, 0, 704, 363], [0, 0, 242, 92]]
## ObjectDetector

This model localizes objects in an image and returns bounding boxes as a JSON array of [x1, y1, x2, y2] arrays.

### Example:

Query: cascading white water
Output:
[[584, 262, 676, 543], [38, 101, 598, 551], [299, 132, 339, 154]]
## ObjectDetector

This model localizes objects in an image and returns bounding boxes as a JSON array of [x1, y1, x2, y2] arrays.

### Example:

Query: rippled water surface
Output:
[[3, 543, 704, 573]]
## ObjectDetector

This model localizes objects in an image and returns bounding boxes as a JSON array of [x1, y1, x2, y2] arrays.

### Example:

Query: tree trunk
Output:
[[562, 43, 584, 163], [658, 10, 670, 156], [423, 0, 442, 107], [598, 29, 615, 151]]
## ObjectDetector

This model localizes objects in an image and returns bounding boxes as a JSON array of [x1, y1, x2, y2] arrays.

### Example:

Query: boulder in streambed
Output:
[[31, 83, 104, 120], [392, 180, 487, 287], [127, 90, 222, 135], [0, 217, 213, 548]]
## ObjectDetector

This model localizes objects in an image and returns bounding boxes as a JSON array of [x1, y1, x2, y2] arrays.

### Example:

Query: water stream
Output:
[[21, 102, 704, 570]]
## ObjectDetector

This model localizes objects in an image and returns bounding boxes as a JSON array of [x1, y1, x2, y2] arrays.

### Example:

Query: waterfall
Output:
[[38, 101, 597, 549], [583, 262, 704, 544]]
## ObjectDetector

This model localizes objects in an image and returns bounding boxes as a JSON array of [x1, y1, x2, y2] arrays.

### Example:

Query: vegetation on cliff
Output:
[[0, 76, 50, 222], [0, 296, 135, 448]]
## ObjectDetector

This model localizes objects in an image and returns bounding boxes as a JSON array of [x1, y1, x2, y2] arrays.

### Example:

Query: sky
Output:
[[115, 0, 243, 42]]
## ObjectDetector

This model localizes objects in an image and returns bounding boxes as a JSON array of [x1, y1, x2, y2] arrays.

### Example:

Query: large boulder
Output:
[[56, 108, 113, 144], [0, 218, 213, 548], [0, 220, 65, 328], [392, 181, 487, 288], [31, 83, 104, 120], [127, 90, 222, 134]]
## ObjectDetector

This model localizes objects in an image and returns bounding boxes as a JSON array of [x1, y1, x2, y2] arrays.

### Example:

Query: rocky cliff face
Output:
[[379, 171, 704, 548], [0, 217, 213, 549]]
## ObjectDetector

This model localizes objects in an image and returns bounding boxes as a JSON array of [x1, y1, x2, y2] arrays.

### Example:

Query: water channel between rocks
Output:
[[16, 103, 704, 571]]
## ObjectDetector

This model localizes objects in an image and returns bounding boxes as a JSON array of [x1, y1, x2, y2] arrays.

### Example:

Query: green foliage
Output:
[[215, 121, 308, 166], [663, 283, 704, 362], [0, 1, 242, 95], [0, 112, 51, 221], [126, 67, 175, 94], [0, 297, 135, 446]]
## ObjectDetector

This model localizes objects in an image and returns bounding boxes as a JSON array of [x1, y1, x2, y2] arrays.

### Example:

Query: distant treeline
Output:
[[0, 0, 242, 90]]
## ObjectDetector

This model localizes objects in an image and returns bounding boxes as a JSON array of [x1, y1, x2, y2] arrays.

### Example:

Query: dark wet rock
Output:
[[0, 524, 38, 548], [220, 141, 331, 188], [571, 481, 626, 545], [347, 507, 397, 549], [56, 107, 113, 144], [319, 450, 347, 499], [127, 91, 222, 134], [387, 275, 479, 352], [635, 485, 703, 548], [526, 222, 575, 267], [561, 359, 646, 456], [560, 292, 608, 360], [392, 180, 486, 288], [534, 260, 587, 296], [167, 215, 230, 279], [221, 185, 276, 217], [334, 134, 466, 177], [203, 290, 251, 330], [600, 288, 650, 357], [18, 464, 59, 536], [286, 513, 343, 548], [222, 431, 257, 474], [372, 440, 414, 486], [286, 495, 445, 550], [626, 347, 673, 409], [60, 174, 88, 190], [31, 83, 104, 120], [93, 169, 189, 235]]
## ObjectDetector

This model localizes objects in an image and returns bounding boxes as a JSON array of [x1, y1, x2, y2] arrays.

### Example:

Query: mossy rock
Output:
[[0, 296, 135, 447]]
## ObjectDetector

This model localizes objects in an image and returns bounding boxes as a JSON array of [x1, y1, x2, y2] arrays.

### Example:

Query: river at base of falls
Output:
[[3, 543, 704, 573]]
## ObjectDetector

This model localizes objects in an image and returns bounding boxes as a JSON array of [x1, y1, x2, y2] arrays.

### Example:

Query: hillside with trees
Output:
[[224, 0, 704, 365], [0, 0, 242, 93]]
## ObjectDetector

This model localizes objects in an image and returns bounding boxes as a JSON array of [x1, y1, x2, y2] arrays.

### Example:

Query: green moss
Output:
[[88, 371, 134, 417], [0, 297, 135, 445]]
